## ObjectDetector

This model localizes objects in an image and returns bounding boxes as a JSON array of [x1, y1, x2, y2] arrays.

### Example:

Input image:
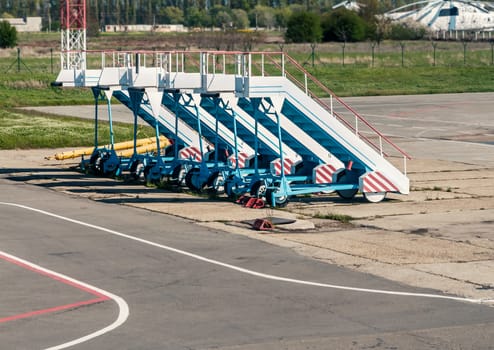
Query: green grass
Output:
[[313, 212, 354, 223], [307, 66, 494, 96], [0, 109, 155, 149], [1, 35, 494, 150], [0, 72, 93, 108]]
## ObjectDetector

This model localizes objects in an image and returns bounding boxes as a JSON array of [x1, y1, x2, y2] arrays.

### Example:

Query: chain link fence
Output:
[[2, 40, 494, 75], [287, 40, 494, 68]]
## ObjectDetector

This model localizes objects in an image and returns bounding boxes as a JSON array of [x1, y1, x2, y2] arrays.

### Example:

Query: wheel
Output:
[[101, 152, 120, 176], [143, 164, 159, 184], [250, 180, 267, 199], [363, 192, 386, 203], [265, 188, 289, 208], [92, 155, 103, 175], [224, 175, 234, 198], [88, 150, 104, 175], [129, 161, 145, 181], [185, 168, 205, 192], [336, 188, 358, 199], [88, 152, 100, 174], [224, 175, 242, 200], [170, 165, 187, 186], [335, 171, 358, 199], [207, 172, 225, 195]]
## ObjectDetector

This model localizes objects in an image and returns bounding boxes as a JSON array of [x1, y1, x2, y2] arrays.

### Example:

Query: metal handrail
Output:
[[261, 54, 391, 157], [282, 53, 412, 161]]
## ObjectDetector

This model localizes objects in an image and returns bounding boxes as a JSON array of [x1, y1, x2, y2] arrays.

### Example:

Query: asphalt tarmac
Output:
[[1, 181, 494, 350], [4, 92, 494, 349]]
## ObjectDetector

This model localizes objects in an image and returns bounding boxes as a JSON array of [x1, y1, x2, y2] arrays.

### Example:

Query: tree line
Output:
[[286, 6, 426, 44], [0, 0, 418, 31]]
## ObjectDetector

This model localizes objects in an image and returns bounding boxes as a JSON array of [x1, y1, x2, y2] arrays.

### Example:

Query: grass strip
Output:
[[0, 109, 155, 150]]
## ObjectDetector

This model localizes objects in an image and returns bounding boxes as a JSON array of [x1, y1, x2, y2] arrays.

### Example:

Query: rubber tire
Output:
[[207, 172, 225, 195], [143, 164, 157, 185], [88, 152, 101, 175], [224, 175, 240, 200], [265, 188, 289, 208], [129, 161, 145, 181], [336, 188, 359, 199], [170, 165, 186, 186], [335, 171, 358, 199], [92, 155, 103, 175], [363, 192, 386, 203], [250, 180, 267, 199], [184, 168, 200, 192]]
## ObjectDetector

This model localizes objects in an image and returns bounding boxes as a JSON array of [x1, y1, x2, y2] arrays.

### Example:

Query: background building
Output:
[[3, 17, 42, 32]]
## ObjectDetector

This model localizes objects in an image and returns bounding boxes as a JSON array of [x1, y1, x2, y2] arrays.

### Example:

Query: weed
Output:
[[313, 212, 354, 223]]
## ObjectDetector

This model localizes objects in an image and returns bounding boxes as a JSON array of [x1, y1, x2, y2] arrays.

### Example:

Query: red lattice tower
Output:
[[60, 0, 86, 70]]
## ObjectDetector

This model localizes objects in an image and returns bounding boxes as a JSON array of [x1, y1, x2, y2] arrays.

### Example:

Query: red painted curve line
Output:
[[0, 297, 107, 324], [0, 252, 108, 299], [0, 252, 110, 324]]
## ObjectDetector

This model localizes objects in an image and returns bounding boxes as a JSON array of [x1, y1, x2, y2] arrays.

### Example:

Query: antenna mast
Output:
[[60, 0, 86, 70]]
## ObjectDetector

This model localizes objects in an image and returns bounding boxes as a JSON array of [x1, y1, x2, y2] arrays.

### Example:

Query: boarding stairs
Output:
[[55, 50, 411, 205]]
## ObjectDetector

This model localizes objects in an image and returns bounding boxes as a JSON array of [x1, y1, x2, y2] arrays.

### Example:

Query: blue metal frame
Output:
[[82, 86, 120, 176]]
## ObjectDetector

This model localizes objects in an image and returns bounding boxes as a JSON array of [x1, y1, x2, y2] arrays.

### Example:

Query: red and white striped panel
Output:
[[179, 146, 202, 162], [313, 163, 338, 184], [228, 152, 249, 169], [362, 171, 399, 193], [270, 158, 294, 176]]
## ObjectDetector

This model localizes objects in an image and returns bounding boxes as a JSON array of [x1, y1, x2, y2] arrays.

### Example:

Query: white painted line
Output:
[[0, 250, 129, 350], [1, 202, 489, 306]]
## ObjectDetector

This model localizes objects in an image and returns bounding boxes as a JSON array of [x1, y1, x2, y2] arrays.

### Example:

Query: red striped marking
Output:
[[179, 146, 202, 162], [271, 158, 294, 176], [363, 171, 399, 193], [314, 164, 337, 184], [376, 172, 399, 191], [0, 252, 109, 324], [228, 152, 249, 169]]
